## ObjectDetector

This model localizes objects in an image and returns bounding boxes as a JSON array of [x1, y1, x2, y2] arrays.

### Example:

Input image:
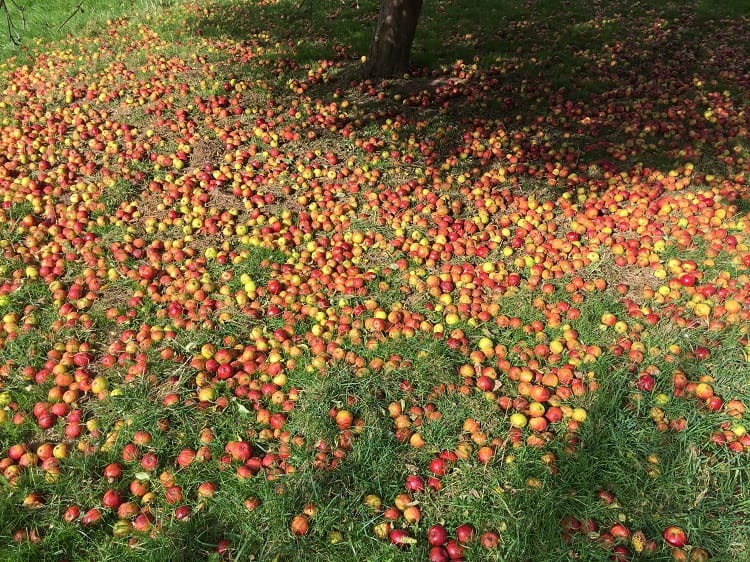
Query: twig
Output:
[[3, 0, 85, 45], [1, 0, 22, 45], [57, 0, 84, 33]]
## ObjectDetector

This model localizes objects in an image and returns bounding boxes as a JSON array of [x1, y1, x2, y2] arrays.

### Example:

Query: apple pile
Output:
[[1, 0, 749, 559]]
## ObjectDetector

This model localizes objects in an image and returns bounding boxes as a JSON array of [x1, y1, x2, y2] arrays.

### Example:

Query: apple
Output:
[[133, 511, 155, 532], [636, 374, 655, 392], [335, 409, 354, 430], [113, 519, 133, 537], [244, 497, 261, 511], [117, 502, 139, 519], [290, 514, 309, 536], [609, 545, 631, 561], [429, 457, 448, 476], [428, 546, 450, 562], [609, 523, 630, 539], [81, 507, 102, 526], [102, 489, 123, 510], [389, 528, 415, 547], [704, 395, 723, 412], [445, 539, 465, 558], [662, 525, 687, 548], [165, 485, 183, 504], [402, 505, 421, 524], [404, 474, 425, 492], [509, 412, 528, 428], [427, 524, 448, 546], [690, 547, 710, 562], [455, 523, 476, 543], [694, 346, 710, 360], [363, 494, 382, 511], [480, 530, 499, 549], [140, 452, 159, 471], [63, 506, 80, 523], [103, 463, 123, 481], [373, 522, 391, 540]]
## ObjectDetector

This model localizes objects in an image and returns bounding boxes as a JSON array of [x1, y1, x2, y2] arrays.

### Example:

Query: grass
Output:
[[0, 0, 173, 64], [0, 0, 749, 560]]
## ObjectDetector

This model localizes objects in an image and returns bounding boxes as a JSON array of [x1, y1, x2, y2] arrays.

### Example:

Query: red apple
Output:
[[445, 539, 465, 558], [133, 511, 155, 532], [389, 528, 415, 547], [455, 523, 476, 543], [427, 524, 448, 546], [404, 474, 425, 493], [429, 457, 448, 476], [81, 507, 102, 526], [102, 489, 123, 510], [165, 485, 183, 505], [662, 525, 687, 548], [63, 505, 80, 523], [428, 546, 450, 562], [609, 523, 630, 539], [636, 374, 655, 392], [174, 505, 192, 521]]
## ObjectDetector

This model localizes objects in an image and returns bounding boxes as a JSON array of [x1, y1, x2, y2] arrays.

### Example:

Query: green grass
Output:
[[0, 0, 173, 64]]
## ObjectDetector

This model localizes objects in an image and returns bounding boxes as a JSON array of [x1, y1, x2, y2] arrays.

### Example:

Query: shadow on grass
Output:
[[529, 355, 750, 560], [178, 0, 749, 193]]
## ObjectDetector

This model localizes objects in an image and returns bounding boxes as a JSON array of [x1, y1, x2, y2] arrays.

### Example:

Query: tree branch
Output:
[[1, 0, 23, 45], [1, 0, 85, 45], [57, 0, 84, 33]]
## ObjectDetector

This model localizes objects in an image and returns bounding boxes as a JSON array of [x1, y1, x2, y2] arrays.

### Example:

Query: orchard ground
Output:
[[1, 0, 749, 561]]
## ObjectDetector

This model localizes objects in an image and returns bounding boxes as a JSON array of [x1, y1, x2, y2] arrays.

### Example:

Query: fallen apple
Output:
[[662, 525, 688, 548]]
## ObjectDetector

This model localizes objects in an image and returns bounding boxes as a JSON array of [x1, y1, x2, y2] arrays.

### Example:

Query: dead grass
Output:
[[188, 138, 226, 171]]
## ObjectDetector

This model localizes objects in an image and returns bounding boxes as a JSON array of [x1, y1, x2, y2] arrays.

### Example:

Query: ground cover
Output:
[[0, 0, 749, 560]]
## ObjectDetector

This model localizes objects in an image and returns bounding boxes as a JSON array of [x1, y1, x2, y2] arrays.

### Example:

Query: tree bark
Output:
[[364, 0, 423, 79]]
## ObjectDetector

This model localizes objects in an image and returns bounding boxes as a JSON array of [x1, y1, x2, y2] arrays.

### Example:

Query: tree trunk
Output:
[[364, 0, 423, 79]]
